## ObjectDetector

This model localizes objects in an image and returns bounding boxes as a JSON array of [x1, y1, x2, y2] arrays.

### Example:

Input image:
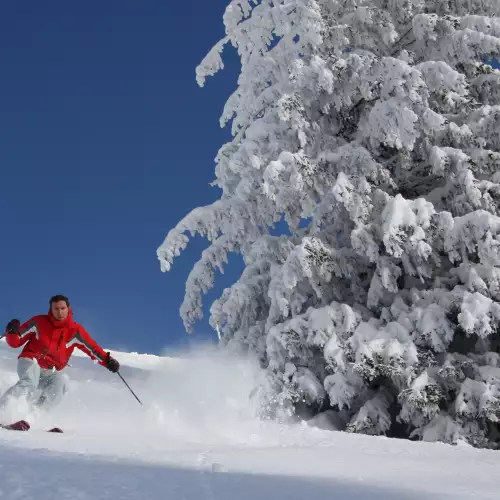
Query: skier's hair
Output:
[[50, 294, 70, 307]]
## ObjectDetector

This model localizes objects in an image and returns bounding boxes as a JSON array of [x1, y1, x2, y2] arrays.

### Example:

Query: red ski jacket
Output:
[[5, 308, 108, 371]]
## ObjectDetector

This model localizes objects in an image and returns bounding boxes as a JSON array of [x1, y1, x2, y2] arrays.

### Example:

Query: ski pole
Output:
[[117, 371, 143, 406]]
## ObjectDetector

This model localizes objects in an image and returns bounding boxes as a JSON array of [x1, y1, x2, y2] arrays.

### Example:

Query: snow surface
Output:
[[0, 341, 499, 499]]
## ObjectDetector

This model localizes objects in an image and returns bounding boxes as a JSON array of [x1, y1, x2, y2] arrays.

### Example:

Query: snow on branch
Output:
[[196, 37, 230, 87]]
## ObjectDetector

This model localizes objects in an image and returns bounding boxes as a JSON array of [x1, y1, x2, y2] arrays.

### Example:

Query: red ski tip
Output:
[[1, 420, 30, 431], [48, 427, 63, 433]]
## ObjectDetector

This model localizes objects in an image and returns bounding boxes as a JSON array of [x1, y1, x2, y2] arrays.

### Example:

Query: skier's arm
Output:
[[69, 327, 120, 372], [68, 327, 107, 364], [5, 317, 39, 348]]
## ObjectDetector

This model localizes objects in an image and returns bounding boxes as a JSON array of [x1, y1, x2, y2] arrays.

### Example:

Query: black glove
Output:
[[105, 352, 120, 373], [6, 319, 20, 335]]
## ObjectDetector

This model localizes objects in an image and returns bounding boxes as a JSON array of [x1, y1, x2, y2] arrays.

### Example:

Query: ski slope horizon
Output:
[[0, 341, 499, 499]]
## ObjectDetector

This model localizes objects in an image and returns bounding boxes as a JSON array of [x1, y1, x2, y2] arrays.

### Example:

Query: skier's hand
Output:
[[5, 319, 20, 335], [105, 352, 120, 373]]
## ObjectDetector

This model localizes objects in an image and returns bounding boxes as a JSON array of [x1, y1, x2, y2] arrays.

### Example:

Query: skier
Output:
[[0, 294, 120, 431]]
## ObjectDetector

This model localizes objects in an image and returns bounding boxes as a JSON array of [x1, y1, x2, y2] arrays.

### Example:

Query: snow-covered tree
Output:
[[158, 0, 500, 448]]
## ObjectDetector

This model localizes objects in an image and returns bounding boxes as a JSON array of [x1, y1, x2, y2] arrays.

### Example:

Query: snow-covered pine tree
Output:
[[158, 0, 500, 448]]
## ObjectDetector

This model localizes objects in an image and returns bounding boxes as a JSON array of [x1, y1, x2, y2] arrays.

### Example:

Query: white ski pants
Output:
[[0, 358, 68, 410]]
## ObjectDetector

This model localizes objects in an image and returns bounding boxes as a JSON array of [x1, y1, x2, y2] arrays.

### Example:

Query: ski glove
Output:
[[6, 319, 20, 335], [105, 353, 120, 373]]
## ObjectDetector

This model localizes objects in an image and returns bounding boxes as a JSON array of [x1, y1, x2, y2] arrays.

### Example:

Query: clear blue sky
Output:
[[0, 0, 243, 354]]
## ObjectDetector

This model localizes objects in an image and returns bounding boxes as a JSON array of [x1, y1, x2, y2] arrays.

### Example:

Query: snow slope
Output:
[[0, 340, 499, 499]]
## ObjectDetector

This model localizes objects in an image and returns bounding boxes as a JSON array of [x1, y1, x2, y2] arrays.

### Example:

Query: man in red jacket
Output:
[[0, 294, 119, 425]]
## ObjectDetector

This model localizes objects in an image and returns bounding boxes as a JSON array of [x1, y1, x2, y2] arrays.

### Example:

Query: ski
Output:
[[0, 420, 30, 431], [1, 421, 63, 433]]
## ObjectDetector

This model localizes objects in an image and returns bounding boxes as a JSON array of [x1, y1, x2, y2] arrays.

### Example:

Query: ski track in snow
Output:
[[0, 341, 499, 499]]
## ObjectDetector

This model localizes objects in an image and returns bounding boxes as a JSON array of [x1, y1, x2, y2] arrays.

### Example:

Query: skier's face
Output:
[[51, 301, 69, 321]]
